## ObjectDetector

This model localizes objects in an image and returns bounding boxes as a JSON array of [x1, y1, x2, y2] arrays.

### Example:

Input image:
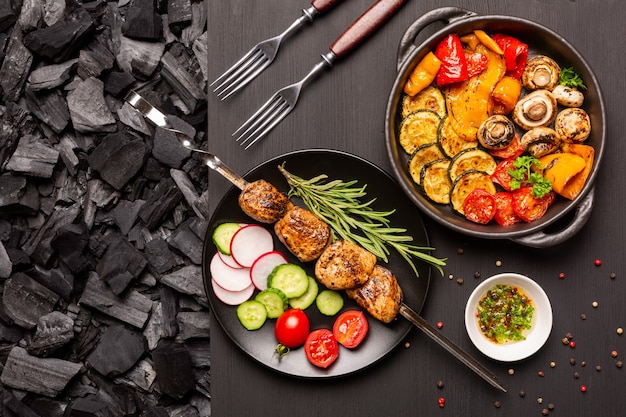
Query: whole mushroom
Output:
[[477, 115, 516, 150], [512, 90, 558, 131], [520, 127, 561, 158], [552, 84, 585, 107], [555, 108, 591, 143], [521, 55, 561, 91]]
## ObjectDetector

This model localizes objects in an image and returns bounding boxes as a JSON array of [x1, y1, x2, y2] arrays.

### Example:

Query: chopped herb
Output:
[[508, 155, 552, 198], [559, 66, 587, 90], [477, 284, 534, 344]]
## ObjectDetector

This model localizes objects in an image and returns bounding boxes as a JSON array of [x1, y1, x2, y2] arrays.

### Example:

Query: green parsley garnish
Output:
[[507, 155, 552, 198], [559, 66, 587, 90]]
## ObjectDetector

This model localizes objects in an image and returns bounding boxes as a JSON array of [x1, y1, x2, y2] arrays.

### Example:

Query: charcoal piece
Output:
[[144, 237, 177, 274], [152, 339, 195, 400], [79, 272, 152, 329], [27, 311, 75, 357], [0, 23, 33, 102], [2, 272, 60, 329], [0, 175, 39, 216], [144, 157, 170, 181], [22, 205, 81, 267], [102, 70, 135, 97], [160, 50, 205, 112], [1, 346, 82, 397], [66, 395, 107, 417], [185, 339, 211, 368], [192, 31, 208, 82], [160, 285, 179, 338], [117, 102, 151, 135], [109, 199, 145, 235], [138, 177, 183, 229], [0, 240, 11, 278], [18, 0, 44, 30], [50, 222, 90, 274], [27, 58, 78, 91], [42, 0, 65, 27], [152, 120, 193, 168], [5, 134, 59, 178], [181, 0, 207, 48], [2, 389, 42, 417], [96, 234, 147, 295], [113, 358, 157, 392], [160, 264, 206, 304], [176, 311, 209, 340], [0, 1, 19, 32], [142, 301, 163, 350], [86, 324, 146, 377], [6, 248, 30, 271], [26, 265, 74, 301], [77, 36, 115, 79], [24, 87, 70, 133], [167, 0, 192, 34], [56, 132, 80, 176], [167, 218, 203, 264], [66, 77, 117, 133], [170, 169, 204, 219], [122, 0, 162, 41], [23, 7, 96, 63], [0, 320, 27, 343], [116, 36, 164, 79], [87, 131, 147, 190]]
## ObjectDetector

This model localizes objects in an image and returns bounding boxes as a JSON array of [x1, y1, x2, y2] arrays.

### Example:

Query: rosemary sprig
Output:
[[278, 165, 446, 277]]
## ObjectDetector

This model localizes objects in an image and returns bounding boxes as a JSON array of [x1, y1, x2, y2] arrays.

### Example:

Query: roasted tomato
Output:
[[275, 308, 310, 349], [305, 329, 339, 368], [494, 192, 522, 226], [333, 310, 369, 349], [463, 188, 496, 224], [511, 187, 555, 223], [488, 135, 525, 160], [491, 159, 518, 191]]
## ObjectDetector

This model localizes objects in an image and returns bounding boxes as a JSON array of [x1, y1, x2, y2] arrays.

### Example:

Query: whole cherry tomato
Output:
[[275, 308, 310, 349], [305, 329, 339, 368], [511, 187, 555, 223], [333, 310, 369, 349], [463, 188, 496, 224]]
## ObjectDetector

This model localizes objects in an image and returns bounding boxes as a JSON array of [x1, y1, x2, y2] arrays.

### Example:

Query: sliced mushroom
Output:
[[512, 90, 558, 130], [521, 127, 561, 157], [477, 115, 516, 149], [552, 84, 585, 107], [521, 55, 561, 91], [555, 108, 591, 143]]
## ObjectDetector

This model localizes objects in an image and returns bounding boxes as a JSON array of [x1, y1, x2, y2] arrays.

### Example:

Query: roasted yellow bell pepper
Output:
[[538, 152, 586, 197], [559, 144, 595, 200], [404, 52, 441, 96], [474, 30, 504, 55], [492, 76, 522, 115]]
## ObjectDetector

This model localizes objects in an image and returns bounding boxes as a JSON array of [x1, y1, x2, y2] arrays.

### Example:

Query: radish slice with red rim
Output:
[[217, 251, 243, 269], [230, 224, 274, 268], [250, 251, 288, 291], [211, 279, 254, 305], [210, 252, 252, 292]]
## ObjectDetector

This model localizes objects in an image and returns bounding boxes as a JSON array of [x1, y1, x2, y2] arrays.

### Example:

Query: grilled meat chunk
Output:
[[315, 240, 377, 290], [274, 206, 331, 262], [346, 265, 402, 323], [238, 180, 293, 223]]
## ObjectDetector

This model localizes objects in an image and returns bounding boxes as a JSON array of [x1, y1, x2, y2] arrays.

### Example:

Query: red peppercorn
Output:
[[437, 321, 444, 329], [438, 397, 445, 408], [558, 272, 566, 279], [538, 370, 545, 377], [594, 259, 602, 266], [580, 385, 587, 392], [569, 341, 576, 348]]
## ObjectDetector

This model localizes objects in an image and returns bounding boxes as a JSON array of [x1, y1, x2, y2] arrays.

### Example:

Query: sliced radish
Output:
[[217, 251, 243, 269], [250, 251, 288, 291], [210, 252, 252, 292], [211, 279, 254, 305], [230, 224, 274, 268]]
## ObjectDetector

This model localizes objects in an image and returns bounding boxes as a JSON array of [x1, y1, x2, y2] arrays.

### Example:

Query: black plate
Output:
[[202, 149, 432, 378]]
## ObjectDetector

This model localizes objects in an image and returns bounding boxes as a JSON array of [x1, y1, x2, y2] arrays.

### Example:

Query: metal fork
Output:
[[234, 0, 407, 149], [125, 91, 248, 190], [211, 0, 343, 100]]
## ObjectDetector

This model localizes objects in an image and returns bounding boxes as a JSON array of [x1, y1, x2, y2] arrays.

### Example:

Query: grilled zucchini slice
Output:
[[399, 110, 442, 154], [401, 86, 447, 118], [438, 116, 477, 158], [448, 148, 498, 182], [420, 158, 452, 204], [409, 143, 446, 185], [450, 170, 497, 215]]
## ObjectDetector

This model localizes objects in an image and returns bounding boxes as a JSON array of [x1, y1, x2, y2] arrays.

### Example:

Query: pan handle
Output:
[[510, 187, 595, 248], [396, 7, 476, 71]]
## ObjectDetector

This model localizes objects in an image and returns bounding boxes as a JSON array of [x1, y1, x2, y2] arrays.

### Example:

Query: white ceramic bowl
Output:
[[465, 273, 553, 362]]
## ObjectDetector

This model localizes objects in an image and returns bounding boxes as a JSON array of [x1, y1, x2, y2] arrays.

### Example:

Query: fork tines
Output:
[[211, 49, 272, 100], [233, 94, 292, 149]]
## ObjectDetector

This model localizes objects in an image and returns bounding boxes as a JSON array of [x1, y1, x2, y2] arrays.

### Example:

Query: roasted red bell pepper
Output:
[[434, 34, 469, 86], [465, 51, 489, 78], [492, 34, 528, 79]]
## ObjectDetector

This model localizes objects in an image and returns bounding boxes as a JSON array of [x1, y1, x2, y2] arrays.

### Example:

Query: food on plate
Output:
[[399, 30, 595, 225], [333, 310, 369, 348], [238, 179, 294, 223], [255, 288, 288, 319], [275, 308, 310, 349], [315, 239, 377, 290], [288, 276, 319, 310], [212, 222, 242, 255], [463, 188, 497, 224], [274, 205, 331, 262], [304, 329, 339, 368], [315, 289, 344, 316], [236, 300, 268, 330], [267, 263, 309, 299], [476, 284, 534, 344], [346, 265, 403, 324], [403, 52, 441, 96]]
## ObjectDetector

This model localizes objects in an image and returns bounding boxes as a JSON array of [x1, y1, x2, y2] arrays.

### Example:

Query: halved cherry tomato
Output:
[[275, 308, 310, 349], [511, 187, 555, 223], [494, 192, 522, 226], [333, 310, 369, 349], [305, 329, 339, 368], [491, 159, 518, 191], [463, 188, 496, 224], [488, 135, 525, 160]]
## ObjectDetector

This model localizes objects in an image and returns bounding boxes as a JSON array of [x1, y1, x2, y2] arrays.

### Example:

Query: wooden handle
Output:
[[312, 0, 342, 13], [329, 0, 406, 58]]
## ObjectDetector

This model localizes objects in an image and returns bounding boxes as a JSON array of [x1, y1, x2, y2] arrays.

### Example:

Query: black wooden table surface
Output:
[[206, 1, 626, 415]]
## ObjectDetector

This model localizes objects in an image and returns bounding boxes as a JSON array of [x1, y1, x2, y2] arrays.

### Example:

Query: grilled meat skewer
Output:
[[315, 240, 377, 290], [239, 179, 294, 223], [274, 206, 331, 262], [346, 264, 402, 323]]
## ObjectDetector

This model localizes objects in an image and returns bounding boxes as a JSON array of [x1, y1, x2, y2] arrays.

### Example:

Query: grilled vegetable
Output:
[[420, 158, 452, 204], [408, 143, 446, 185], [403, 52, 442, 96], [399, 110, 442, 154], [449, 148, 498, 183], [438, 116, 477, 158], [401, 86, 446, 118], [450, 170, 497, 215]]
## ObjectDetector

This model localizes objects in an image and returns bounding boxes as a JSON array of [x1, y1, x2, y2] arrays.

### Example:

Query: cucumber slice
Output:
[[268, 264, 309, 298], [236, 300, 267, 330], [255, 288, 288, 319], [316, 290, 344, 316], [289, 276, 319, 310], [212, 222, 242, 255]]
